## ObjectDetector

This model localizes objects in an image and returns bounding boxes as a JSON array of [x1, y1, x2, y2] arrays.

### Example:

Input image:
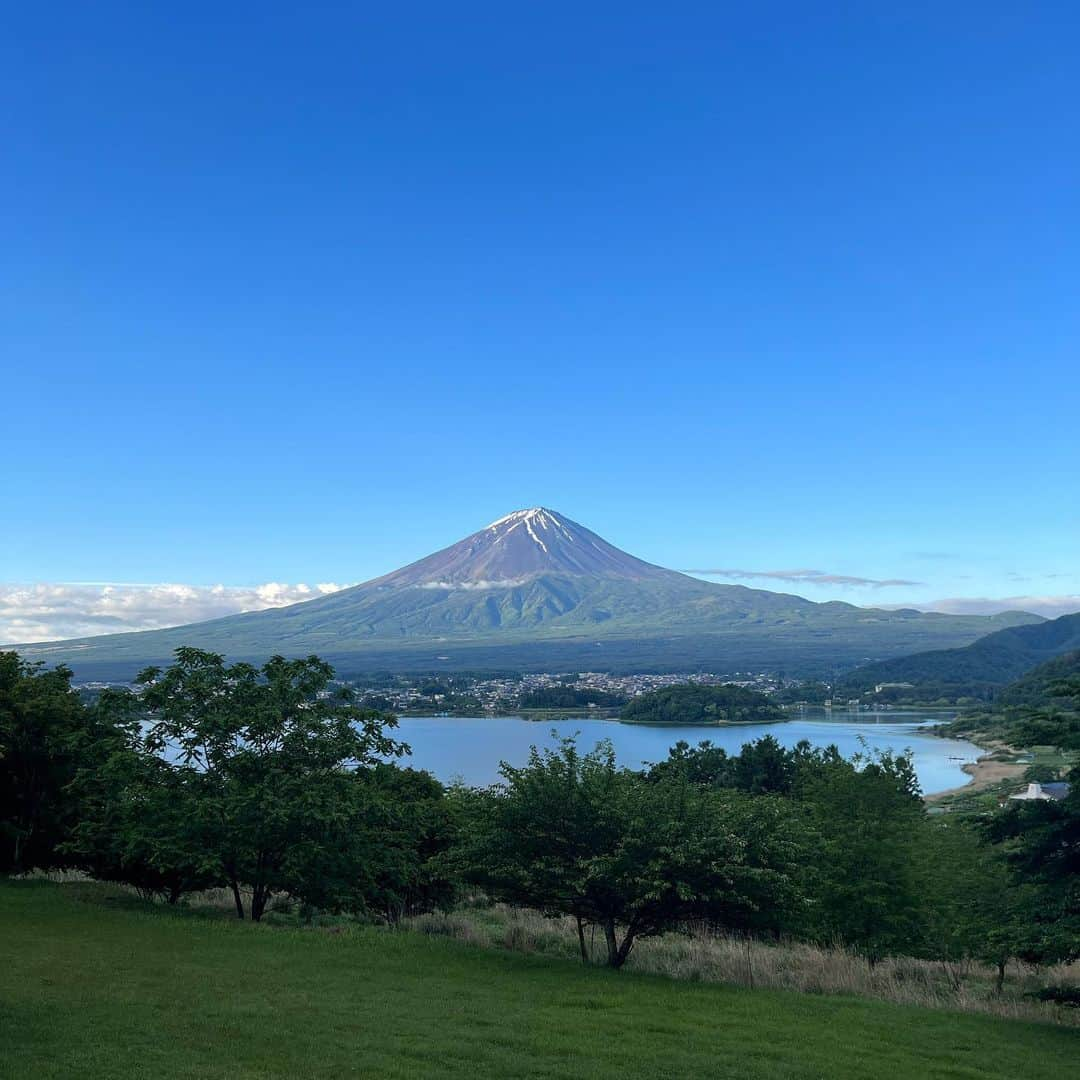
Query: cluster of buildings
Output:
[[352, 670, 781, 714]]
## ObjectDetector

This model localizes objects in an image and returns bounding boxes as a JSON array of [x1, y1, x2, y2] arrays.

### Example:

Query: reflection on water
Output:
[[390, 708, 981, 795]]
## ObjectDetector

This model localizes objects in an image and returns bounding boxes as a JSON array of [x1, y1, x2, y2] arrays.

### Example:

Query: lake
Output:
[[390, 708, 982, 794]]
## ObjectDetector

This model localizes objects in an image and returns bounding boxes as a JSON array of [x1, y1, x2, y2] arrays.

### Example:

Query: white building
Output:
[[1009, 782, 1069, 802]]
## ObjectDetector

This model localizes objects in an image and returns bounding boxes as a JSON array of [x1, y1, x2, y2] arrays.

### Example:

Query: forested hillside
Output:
[[839, 612, 1080, 701]]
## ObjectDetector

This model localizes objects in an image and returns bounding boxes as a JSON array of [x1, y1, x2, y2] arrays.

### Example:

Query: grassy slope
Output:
[[2, 882, 1077, 1080]]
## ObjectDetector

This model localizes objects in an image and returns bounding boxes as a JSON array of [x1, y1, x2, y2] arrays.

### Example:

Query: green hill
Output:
[[999, 649, 1080, 709], [621, 683, 784, 725], [838, 612, 1080, 701], [3, 880, 1076, 1080]]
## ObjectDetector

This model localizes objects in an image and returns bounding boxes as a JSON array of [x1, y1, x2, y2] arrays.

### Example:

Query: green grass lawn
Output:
[[1, 881, 1077, 1079]]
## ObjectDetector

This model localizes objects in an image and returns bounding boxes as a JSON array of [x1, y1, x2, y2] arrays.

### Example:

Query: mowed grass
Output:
[[1, 882, 1077, 1080]]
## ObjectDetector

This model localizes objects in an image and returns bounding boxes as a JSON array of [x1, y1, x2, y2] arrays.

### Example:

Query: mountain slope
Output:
[[838, 612, 1080, 698], [369, 508, 673, 585], [998, 648, 1080, 709], [13, 508, 1042, 678]]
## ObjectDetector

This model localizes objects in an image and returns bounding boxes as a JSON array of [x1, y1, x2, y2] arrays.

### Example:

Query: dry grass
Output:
[[405, 904, 1079, 1026]]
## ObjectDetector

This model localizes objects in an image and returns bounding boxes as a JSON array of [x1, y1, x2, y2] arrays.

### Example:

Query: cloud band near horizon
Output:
[[0, 581, 351, 646], [687, 568, 923, 588]]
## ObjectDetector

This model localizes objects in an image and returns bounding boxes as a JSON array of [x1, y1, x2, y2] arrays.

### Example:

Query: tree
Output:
[[289, 764, 459, 923], [100, 648, 408, 920], [463, 736, 807, 968], [65, 724, 220, 903], [359, 765, 460, 923], [916, 819, 1026, 992], [649, 736, 842, 796], [0, 652, 87, 873], [621, 683, 784, 726], [987, 678, 1080, 964], [797, 745, 926, 964], [987, 779, 1080, 963], [646, 739, 731, 786]]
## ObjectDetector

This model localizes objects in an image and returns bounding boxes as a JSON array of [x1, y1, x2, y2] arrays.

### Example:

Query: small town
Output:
[[348, 670, 781, 714]]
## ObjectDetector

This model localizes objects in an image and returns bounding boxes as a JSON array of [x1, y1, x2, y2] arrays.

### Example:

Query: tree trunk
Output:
[[604, 919, 619, 967], [576, 916, 588, 965], [995, 960, 1006, 995], [230, 879, 245, 920], [602, 919, 636, 970], [251, 885, 269, 922]]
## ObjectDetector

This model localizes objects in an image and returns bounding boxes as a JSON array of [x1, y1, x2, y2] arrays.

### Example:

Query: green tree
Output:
[[291, 764, 459, 923], [646, 738, 731, 785], [987, 779, 1080, 964], [987, 678, 1079, 964], [916, 819, 1026, 991], [798, 746, 926, 964], [361, 765, 460, 922], [0, 653, 86, 873], [65, 719, 220, 903], [463, 736, 807, 968], [105, 648, 408, 920]]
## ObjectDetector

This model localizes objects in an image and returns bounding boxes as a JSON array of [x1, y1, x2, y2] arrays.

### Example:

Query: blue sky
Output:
[[3, 4, 1078, 640]]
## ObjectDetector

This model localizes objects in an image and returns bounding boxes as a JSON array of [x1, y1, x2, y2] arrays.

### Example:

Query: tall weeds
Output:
[[406, 904, 1078, 1026]]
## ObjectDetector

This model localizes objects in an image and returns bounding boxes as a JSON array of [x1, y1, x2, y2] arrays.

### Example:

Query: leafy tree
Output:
[[463, 736, 807, 968], [295, 764, 459, 923], [726, 735, 800, 794], [100, 648, 408, 920], [646, 739, 732, 786], [987, 777, 1079, 964], [797, 745, 926, 964], [649, 736, 844, 797], [65, 716, 220, 903], [0, 653, 86, 873], [916, 819, 1025, 991]]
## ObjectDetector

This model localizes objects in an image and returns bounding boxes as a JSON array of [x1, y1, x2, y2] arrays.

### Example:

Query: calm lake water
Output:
[[391, 708, 982, 795]]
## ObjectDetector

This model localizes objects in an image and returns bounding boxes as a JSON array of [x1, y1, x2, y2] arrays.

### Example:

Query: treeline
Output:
[[2, 649, 1077, 986], [621, 683, 784, 725], [517, 686, 626, 709], [0, 649, 455, 921]]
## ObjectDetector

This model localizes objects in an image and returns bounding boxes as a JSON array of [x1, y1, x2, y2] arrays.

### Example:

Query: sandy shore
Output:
[[925, 739, 1026, 802]]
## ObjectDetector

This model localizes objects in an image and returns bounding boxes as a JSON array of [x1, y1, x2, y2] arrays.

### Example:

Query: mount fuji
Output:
[[14, 508, 1039, 678]]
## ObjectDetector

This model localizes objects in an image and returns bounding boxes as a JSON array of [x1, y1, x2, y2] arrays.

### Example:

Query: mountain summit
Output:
[[373, 508, 672, 587], [14, 508, 1040, 678]]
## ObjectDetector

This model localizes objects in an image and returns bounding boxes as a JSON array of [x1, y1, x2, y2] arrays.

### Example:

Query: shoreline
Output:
[[924, 737, 1026, 802]]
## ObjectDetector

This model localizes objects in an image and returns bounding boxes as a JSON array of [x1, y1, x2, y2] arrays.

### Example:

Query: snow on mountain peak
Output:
[[372, 507, 672, 587], [486, 507, 562, 529]]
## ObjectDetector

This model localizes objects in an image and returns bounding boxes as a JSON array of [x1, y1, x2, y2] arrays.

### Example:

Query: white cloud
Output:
[[687, 567, 922, 588], [0, 581, 352, 645], [418, 577, 532, 590]]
